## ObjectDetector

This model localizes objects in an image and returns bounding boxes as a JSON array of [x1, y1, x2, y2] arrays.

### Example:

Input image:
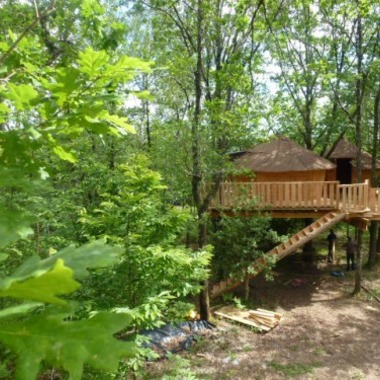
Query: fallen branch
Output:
[[361, 285, 380, 303]]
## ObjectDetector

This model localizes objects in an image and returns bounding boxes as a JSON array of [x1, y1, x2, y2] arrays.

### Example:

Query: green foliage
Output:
[[0, 242, 135, 379], [160, 353, 199, 380], [269, 360, 322, 378], [0, 2, 158, 378], [211, 214, 283, 282], [1, 308, 135, 380], [75, 156, 212, 316]]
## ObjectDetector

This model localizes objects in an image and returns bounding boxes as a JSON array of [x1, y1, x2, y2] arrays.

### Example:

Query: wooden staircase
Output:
[[210, 211, 346, 299]]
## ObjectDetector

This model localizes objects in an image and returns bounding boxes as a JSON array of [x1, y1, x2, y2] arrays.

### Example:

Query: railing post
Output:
[[335, 183, 339, 209], [364, 179, 369, 210]]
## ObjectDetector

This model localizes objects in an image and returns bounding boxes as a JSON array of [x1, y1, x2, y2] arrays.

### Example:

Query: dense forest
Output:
[[0, 0, 380, 378]]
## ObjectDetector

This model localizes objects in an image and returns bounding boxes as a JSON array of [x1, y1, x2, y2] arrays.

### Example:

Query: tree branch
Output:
[[0, 0, 57, 66]]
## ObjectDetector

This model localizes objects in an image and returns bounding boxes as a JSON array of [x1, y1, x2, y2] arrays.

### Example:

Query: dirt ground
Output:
[[147, 244, 380, 380]]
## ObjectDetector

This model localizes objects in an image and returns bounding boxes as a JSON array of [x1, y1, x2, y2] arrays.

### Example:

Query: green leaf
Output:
[[78, 47, 109, 77], [0, 41, 9, 52], [0, 208, 33, 249], [81, 0, 105, 17], [132, 90, 154, 101], [0, 308, 135, 380], [0, 259, 80, 304], [0, 302, 43, 319], [47, 67, 80, 106], [52, 241, 124, 279], [52, 145, 77, 163], [101, 113, 135, 134], [113, 56, 153, 73], [6, 83, 38, 110], [0, 103, 10, 123], [13, 240, 123, 281]]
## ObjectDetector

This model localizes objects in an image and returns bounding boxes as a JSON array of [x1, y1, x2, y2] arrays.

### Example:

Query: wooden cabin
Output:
[[326, 138, 380, 185], [233, 136, 335, 183], [213, 137, 339, 214]]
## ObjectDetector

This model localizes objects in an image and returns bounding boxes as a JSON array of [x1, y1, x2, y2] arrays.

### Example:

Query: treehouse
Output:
[[232, 136, 336, 183], [326, 137, 380, 185], [209, 136, 380, 299]]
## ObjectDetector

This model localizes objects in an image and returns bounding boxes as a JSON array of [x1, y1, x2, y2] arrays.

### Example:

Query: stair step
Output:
[[210, 211, 346, 299]]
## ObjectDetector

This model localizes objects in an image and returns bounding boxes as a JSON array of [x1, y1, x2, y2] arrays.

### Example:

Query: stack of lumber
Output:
[[214, 306, 282, 332]]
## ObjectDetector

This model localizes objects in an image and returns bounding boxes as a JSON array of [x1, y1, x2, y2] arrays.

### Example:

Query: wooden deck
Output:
[[209, 180, 380, 219]]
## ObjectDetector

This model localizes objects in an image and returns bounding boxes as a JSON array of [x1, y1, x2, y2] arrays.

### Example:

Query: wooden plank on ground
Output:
[[214, 311, 271, 331], [214, 306, 282, 332]]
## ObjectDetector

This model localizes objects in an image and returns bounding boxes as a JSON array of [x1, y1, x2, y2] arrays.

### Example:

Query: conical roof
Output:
[[235, 136, 336, 172], [329, 138, 380, 169], [329, 138, 358, 159]]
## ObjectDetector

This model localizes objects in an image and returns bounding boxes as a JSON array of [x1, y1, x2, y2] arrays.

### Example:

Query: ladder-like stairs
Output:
[[210, 211, 346, 299]]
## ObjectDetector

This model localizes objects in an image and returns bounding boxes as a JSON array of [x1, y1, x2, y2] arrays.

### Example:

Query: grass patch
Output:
[[314, 347, 327, 356], [269, 361, 321, 378]]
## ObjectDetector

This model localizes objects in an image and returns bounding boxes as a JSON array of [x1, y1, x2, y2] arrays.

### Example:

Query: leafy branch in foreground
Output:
[[0, 9, 151, 376], [0, 241, 137, 380]]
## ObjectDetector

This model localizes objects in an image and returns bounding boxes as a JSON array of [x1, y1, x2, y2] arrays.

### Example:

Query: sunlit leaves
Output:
[[81, 0, 105, 18], [0, 103, 10, 123], [12, 240, 123, 282], [0, 240, 122, 305], [4, 83, 38, 111], [0, 259, 80, 304], [0, 240, 128, 378], [0, 308, 135, 380], [101, 113, 136, 134], [78, 47, 110, 77], [52, 145, 77, 163], [0, 2, 155, 378]]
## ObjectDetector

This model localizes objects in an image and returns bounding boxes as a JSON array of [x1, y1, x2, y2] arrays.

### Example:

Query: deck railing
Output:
[[339, 182, 369, 212], [209, 180, 373, 213], [369, 188, 380, 213]]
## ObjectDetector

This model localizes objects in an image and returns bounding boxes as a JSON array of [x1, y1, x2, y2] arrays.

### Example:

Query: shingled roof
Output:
[[329, 138, 380, 169], [235, 136, 336, 172]]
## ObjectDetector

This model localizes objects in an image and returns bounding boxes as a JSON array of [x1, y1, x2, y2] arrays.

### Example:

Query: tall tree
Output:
[[267, 0, 327, 149], [132, 0, 286, 317]]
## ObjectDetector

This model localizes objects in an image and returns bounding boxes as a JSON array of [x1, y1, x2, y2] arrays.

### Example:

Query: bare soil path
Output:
[[148, 253, 380, 380]]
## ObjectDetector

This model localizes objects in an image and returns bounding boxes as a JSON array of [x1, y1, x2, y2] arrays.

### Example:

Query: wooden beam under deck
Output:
[[210, 208, 340, 219]]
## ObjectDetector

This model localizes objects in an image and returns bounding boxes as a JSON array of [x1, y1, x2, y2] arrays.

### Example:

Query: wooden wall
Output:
[[233, 169, 328, 183], [352, 169, 380, 186]]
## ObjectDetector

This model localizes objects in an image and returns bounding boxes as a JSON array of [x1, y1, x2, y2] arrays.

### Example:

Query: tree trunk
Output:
[[367, 86, 380, 267], [353, 10, 363, 294], [367, 221, 378, 268], [143, 74, 151, 149], [353, 230, 363, 294], [198, 219, 210, 319], [377, 224, 380, 253], [191, 0, 210, 321]]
